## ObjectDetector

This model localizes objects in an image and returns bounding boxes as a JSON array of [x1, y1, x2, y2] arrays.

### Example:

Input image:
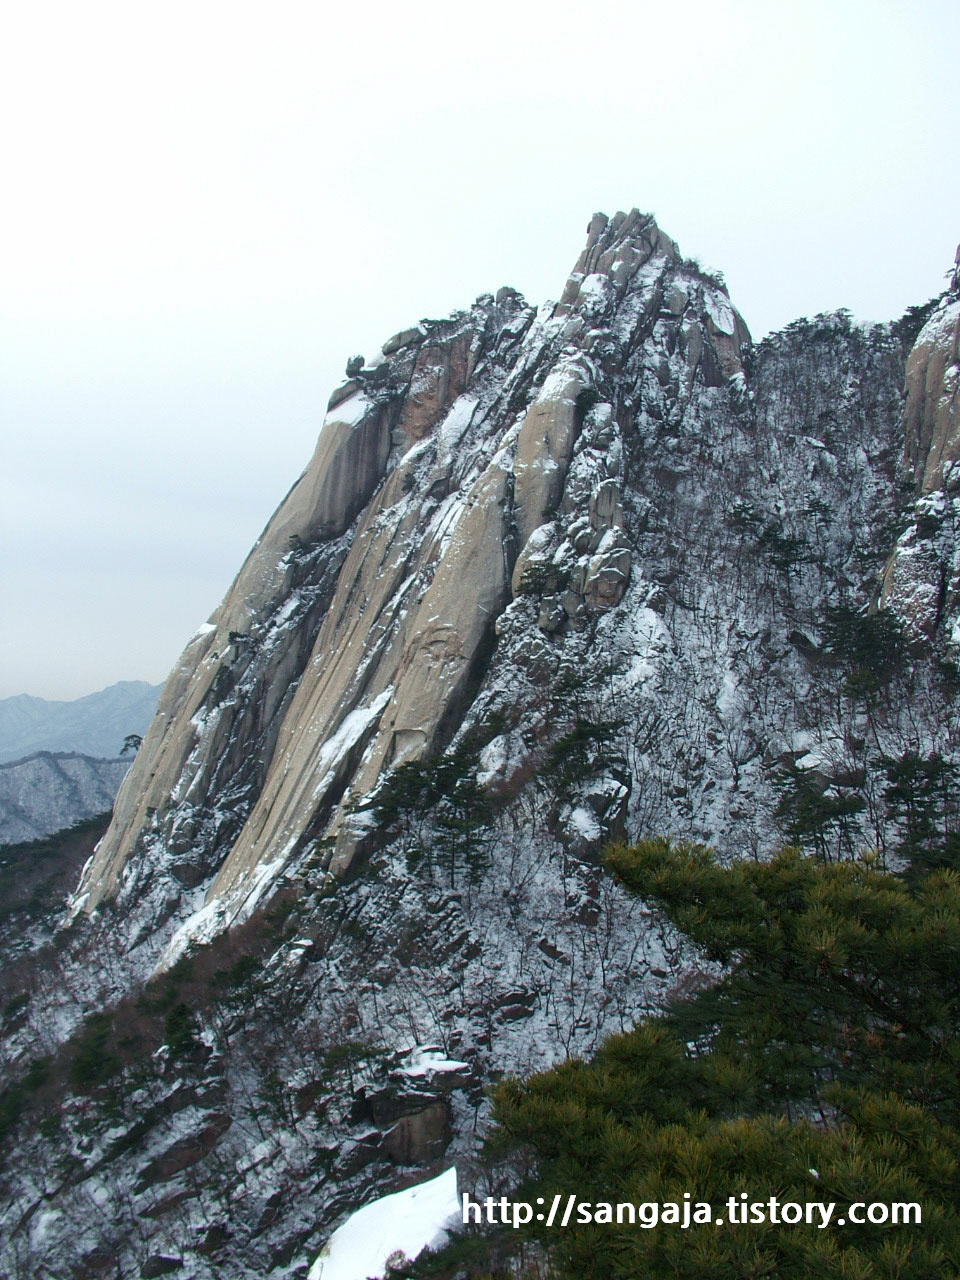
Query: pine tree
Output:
[[884, 750, 960, 877], [486, 837, 960, 1279], [774, 763, 865, 860]]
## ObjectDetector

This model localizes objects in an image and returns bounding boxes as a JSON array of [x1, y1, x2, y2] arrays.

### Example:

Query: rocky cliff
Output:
[[2, 213, 958, 1280], [880, 255, 960, 638]]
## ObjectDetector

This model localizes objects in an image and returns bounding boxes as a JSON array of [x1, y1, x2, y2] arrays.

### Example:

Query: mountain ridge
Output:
[[2, 211, 958, 1280], [0, 679, 161, 764], [0, 750, 130, 845]]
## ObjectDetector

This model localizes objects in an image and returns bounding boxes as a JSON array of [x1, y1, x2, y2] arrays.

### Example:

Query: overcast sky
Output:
[[1, 0, 958, 700]]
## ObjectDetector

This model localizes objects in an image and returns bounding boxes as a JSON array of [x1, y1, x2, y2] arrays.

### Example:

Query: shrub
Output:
[[69, 1013, 119, 1090]]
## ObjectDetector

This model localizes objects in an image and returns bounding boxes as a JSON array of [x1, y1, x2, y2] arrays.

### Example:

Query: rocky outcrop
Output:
[[881, 254, 960, 643], [136, 1113, 232, 1190], [6, 211, 959, 1280], [74, 209, 755, 959], [70, 213, 950, 974]]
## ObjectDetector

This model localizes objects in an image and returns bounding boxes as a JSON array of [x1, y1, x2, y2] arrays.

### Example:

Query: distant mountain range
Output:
[[0, 680, 161, 764]]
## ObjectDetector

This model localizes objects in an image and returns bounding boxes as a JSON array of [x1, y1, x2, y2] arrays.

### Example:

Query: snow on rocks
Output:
[[324, 389, 374, 428], [308, 1167, 460, 1280], [396, 1046, 470, 1084], [7, 213, 959, 1280]]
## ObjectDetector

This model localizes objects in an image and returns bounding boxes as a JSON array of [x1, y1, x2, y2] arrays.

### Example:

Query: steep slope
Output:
[[75, 212, 753, 952], [0, 752, 129, 844], [2, 213, 958, 1280], [880, 256, 960, 639], [0, 681, 160, 763]]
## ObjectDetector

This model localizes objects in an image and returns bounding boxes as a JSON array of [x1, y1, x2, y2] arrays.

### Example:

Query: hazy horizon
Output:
[[2, 0, 958, 699]]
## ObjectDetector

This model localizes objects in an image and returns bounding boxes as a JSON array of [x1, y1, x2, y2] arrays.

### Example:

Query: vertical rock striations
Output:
[[79, 210, 750, 957], [6, 212, 960, 1280], [71, 213, 953, 982], [881, 255, 960, 640]]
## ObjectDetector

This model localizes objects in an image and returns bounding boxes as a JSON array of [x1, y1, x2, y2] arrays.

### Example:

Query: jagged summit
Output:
[[6, 214, 960, 1280], [72, 211, 752, 956], [557, 209, 679, 310], [69, 213, 958, 973]]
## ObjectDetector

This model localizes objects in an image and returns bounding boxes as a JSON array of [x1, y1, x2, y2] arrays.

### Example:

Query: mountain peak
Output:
[[5, 212, 959, 1280], [0, 680, 160, 764], [554, 207, 681, 317]]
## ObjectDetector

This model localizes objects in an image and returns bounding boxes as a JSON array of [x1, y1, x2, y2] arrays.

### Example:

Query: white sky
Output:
[[1, 0, 958, 699]]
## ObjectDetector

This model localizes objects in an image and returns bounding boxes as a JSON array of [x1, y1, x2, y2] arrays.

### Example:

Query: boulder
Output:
[[589, 479, 623, 531], [382, 326, 425, 356], [382, 1101, 450, 1165], [903, 297, 960, 494], [140, 1257, 182, 1278], [582, 533, 632, 609]]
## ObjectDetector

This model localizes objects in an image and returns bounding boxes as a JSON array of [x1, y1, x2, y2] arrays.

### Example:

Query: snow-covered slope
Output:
[[0, 751, 130, 844], [2, 213, 958, 1280], [307, 1166, 459, 1280]]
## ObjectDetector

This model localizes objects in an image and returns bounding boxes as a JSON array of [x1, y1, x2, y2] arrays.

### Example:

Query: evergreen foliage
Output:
[[821, 605, 905, 693], [773, 764, 865, 861], [883, 750, 960, 878], [163, 1002, 200, 1059], [542, 662, 629, 803], [892, 296, 942, 352], [0, 811, 112, 927], [542, 718, 623, 795], [366, 726, 498, 886], [489, 837, 960, 1278], [69, 1012, 120, 1089], [755, 522, 812, 577]]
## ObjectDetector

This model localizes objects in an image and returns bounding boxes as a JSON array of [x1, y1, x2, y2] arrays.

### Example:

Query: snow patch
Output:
[[537, 366, 579, 403], [575, 273, 609, 310], [437, 394, 479, 457], [311, 688, 394, 801], [308, 1167, 460, 1280], [917, 297, 960, 350], [30, 1210, 62, 1250], [705, 291, 736, 336], [158, 896, 230, 971], [236, 854, 289, 921], [325, 391, 373, 428], [565, 805, 601, 842], [398, 1046, 468, 1078]]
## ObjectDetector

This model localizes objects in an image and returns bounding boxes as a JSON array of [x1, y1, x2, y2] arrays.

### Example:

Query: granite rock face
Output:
[[881, 261, 960, 641], [903, 293, 960, 495], [75, 210, 754, 956], [73, 222, 960, 959], [5, 213, 960, 1280]]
